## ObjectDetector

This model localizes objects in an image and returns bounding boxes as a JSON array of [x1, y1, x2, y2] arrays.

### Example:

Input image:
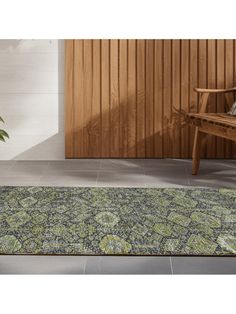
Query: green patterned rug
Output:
[[0, 186, 235, 256]]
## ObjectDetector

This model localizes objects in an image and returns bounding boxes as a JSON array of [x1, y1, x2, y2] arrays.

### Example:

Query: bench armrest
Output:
[[194, 87, 236, 94]]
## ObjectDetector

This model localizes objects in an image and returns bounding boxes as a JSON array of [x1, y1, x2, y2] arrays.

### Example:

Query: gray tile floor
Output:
[[0, 158, 236, 274]]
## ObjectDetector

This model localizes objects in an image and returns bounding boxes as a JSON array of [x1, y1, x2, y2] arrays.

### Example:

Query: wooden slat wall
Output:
[[65, 39, 236, 158]]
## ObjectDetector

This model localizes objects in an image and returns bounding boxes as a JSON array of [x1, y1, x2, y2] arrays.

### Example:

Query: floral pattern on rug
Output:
[[0, 186, 235, 255]]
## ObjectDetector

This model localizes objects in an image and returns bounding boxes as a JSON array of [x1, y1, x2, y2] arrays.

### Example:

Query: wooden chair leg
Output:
[[192, 127, 202, 175]]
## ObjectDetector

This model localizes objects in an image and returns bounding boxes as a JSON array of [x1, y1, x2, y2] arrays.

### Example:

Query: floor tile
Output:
[[100, 159, 144, 171], [13, 161, 50, 166], [0, 161, 15, 168], [0, 256, 86, 274], [0, 168, 15, 176], [0, 161, 15, 174], [97, 171, 146, 187], [9, 163, 48, 177], [45, 168, 99, 175], [145, 169, 189, 187], [0, 176, 42, 186], [185, 159, 236, 175], [84, 256, 102, 274], [85, 256, 172, 274], [48, 160, 101, 171], [39, 171, 98, 187], [142, 159, 191, 170], [171, 257, 236, 274], [188, 175, 236, 188]]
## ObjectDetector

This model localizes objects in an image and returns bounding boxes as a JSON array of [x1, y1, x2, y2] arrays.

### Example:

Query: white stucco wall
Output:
[[0, 39, 64, 160]]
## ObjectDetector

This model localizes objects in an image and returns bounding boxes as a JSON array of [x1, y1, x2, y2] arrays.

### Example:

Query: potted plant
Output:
[[0, 116, 9, 142]]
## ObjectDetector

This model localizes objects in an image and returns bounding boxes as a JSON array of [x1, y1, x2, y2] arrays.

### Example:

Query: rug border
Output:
[[0, 253, 235, 257]]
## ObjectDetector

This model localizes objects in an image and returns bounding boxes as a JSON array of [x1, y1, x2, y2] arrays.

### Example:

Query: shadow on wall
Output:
[[0, 40, 65, 160], [70, 100, 197, 159], [69, 92, 235, 159]]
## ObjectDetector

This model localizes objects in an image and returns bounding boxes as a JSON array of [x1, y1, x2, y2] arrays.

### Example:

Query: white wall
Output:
[[0, 40, 64, 160]]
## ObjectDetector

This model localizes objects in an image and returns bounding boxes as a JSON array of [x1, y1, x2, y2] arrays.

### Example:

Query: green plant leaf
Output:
[[0, 134, 6, 142], [0, 116, 9, 141], [0, 129, 9, 138]]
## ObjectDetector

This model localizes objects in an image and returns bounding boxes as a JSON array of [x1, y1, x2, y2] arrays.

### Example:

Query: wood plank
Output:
[[127, 39, 137, 157], [163, 40, 172, 157], [225, 39, 234, 158], [66, 39, 236, 159], [187, 113, 236, 128], [119, 40, 128, 157], [136, 40, 146, 157], [206, 39, 217, 158], [181, 40, 189, 158], [216, 39, 225, 158], [171, 40, 181, 158], [198, 40, 207, 158], [101, 40, 110, 157], [233, 39, 236, 158], [189, 40, 198, 158], [198, 40, 207, 93], [65, 40, 74, 158], [145, 40, 154, 157], [154, 40, 163, 157], [91, 40, 101, 157], [110, 40, 120, 157], [198, 125, 236, 142], [83, 40, 93, 157]]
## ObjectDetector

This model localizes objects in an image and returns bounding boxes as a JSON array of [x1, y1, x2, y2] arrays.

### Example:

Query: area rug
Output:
[[0, 186, 235, 256]]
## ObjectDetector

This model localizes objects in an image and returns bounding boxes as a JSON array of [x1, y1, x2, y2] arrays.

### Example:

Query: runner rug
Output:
[[0, 186, 235, 256]]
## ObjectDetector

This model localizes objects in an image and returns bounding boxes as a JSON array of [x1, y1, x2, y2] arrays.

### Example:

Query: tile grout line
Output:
[[95, 168, 101, 186], [98, 256, 102, 274], [170, 257, 174, 274], [185, 166, 191, 186], [95, 161, 102, 186], [83, 258, 87, 274]]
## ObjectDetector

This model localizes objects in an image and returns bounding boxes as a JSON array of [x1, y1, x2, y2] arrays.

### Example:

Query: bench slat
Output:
[[186, 113, 236, 128]]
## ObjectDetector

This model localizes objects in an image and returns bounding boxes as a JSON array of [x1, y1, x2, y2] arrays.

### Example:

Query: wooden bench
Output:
[[186, 87, 236, 175]]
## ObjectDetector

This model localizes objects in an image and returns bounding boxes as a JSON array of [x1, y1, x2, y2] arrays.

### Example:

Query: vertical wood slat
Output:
[[127, 40, 137, 157], [181, 40, 189, 158], [198, 40, 207, 158], [216, 39, 225, 158], [83, 40, 93, 157], [233, 40, 236, 158], [154, 40, 163, 157], [66, 39, 236, 159], [145, 40, 154, 157], [136, 40, 146, 157], [119, 40, 128, 157], [110, 40, 119, 157], [225, 40, 234, 157], [163, 40, 172, 158], [91, 40, 101, 157], [172, 40, 181, 158], [206, 40, 217, 158], [101, 40, 110, 157], [189, 40, 198, 157]]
